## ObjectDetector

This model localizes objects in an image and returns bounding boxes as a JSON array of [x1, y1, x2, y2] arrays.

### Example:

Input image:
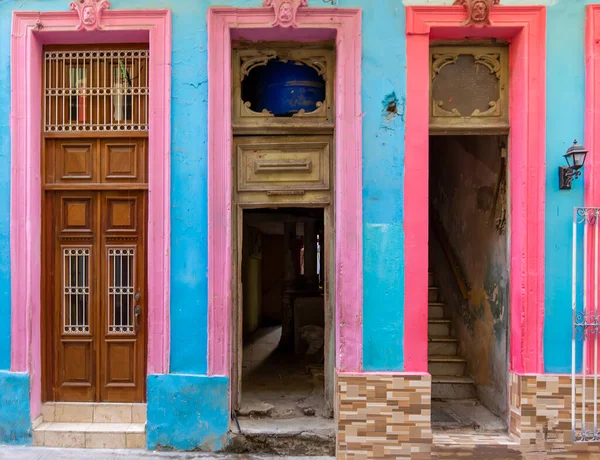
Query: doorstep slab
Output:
[[33, 422, 146, 449]]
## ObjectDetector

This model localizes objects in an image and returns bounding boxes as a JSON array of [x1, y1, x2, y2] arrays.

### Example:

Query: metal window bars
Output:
[[63, 248, 90, 334], [44, 49, 149, 132], [572, 207, 600, 442], [107, 247, 135, 334]]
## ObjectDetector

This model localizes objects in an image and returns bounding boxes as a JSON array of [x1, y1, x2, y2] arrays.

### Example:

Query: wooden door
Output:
[[47, 190, 147, 402]]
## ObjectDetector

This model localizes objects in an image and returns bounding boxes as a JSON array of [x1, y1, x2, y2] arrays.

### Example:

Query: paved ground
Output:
[[0, 447, 334, 460]]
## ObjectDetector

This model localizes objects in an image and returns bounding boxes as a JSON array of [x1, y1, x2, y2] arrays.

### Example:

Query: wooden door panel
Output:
[[105, 340, 137, 386], [100, 191, 146, 402], [61, 196, 93, 233], [104, 196, 139, 232], [49, 140, 97, 184], [100, 139, 146, 184]]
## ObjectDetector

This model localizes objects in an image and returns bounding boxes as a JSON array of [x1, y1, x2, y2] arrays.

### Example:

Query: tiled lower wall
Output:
[[336, 372, 600, 459], [337, 372, 432, 459], [510, 373, 600, 458]]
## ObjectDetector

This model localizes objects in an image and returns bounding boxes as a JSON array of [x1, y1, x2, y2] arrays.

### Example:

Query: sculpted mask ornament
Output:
[[70, 0, 110, 31], [263, 0, 308, 28], [454, 0, 499, 27]]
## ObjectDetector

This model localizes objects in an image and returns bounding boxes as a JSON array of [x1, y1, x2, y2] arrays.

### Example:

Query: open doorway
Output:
[[428, 135, 509, 433], [235, 207, 332, 422]]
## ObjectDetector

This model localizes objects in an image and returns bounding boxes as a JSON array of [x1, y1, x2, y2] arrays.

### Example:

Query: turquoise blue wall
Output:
[[147, 374, 229, 450], [543, 0, 589, 373], [0, 3, 13, 372], [358, 3, 407, 372]]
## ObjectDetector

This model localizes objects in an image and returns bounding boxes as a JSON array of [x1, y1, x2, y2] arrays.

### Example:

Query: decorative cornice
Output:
[[69, 0, 110, 31], [453, 0, 500, 27], [263, 0, 308, 28]]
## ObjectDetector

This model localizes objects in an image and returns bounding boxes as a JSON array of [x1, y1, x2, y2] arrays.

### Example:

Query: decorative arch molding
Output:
[[207, 6, 363, 376], [404, 5, 546, 374], [10, 7, 171, 418]]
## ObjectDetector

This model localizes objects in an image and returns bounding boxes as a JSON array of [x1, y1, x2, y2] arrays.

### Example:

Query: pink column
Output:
[[405, 5, 546, 375]]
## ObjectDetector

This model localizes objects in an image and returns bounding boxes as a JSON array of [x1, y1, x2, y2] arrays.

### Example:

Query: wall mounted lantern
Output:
[[559, 140, 589, 190]]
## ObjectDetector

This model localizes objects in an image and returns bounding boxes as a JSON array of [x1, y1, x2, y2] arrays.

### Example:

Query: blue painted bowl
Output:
[[251, 60, 325, 117]]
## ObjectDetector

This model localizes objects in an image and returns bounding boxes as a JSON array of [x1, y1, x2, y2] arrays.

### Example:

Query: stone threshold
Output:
[[33, 421, 145, 448], [41, 402, 147, 424]]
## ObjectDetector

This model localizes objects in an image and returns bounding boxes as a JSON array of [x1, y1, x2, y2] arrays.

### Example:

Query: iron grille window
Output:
[[44, 49, 149, 132]]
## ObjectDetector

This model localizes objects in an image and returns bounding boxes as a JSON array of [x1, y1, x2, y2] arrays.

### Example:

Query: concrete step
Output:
[[230, 417, 335, 456], [32, 422, 146, 449], [428, 302, 446, 319], [432, 375, 477, 399], [428, 355, 467, 377], [41, 402, 146, 424], [428, 287, 440, 302], [428, 319, 452, 337], [428, 337, 458, 356]]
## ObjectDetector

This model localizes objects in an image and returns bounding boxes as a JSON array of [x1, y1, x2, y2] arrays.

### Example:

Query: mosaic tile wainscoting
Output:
[[336, 372, 432, 459], [509, 373, 600, 458]]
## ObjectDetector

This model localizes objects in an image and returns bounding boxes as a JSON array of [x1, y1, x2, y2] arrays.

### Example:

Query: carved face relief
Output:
[[70, 0, 110, 31], [263, 0, 308, 28], [453, 0, 498, 27], [472, 1, 488, 23], [82, 6, 96, 25], [279, 2, 294, 23]]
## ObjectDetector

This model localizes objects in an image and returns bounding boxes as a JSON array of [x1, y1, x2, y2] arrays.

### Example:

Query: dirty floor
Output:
[[432, 399, 507, 433], [240, 326, 327, 419]]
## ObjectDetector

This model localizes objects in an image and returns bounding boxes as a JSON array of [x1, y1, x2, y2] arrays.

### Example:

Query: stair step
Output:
[[231, 417, 335, 456], [429, 355, 467, 377], [428, 287, 440, 302], [33, 422, 146, 449], [429, 337, 458, 356], [432, 375, 476, 399], [42, 402, 146, 424], [428, 319, 452, 336], [428, 302, 446, 319]]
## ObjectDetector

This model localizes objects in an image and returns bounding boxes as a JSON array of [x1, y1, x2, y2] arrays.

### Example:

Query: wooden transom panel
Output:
[[235, 136, 331, 192], [44, 138, 147, 185]]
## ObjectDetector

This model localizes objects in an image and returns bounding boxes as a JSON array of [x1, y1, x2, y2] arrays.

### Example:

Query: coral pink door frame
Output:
[[404, 6, 546, 374], [11, 9, 171, 419], [206, 7, 363, 376]]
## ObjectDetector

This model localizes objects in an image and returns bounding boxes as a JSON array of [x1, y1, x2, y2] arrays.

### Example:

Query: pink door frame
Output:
[[404, 6, 546, 374], [206, 7, 363, 377], [586, 5, 600, 207], [11, 8, 171, 418]]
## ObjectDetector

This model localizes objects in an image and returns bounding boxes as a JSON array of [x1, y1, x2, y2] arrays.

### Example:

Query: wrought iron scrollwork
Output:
[[577, 208, 600, 226], [575, 312, 600, 341]]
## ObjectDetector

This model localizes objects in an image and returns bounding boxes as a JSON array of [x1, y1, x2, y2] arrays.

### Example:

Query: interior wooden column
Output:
[[280, 220, 297, 350], [305, 219, 318, 289]]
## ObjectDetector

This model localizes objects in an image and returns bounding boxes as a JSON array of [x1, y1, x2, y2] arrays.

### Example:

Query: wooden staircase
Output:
[[428, 272, 476, 400]]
